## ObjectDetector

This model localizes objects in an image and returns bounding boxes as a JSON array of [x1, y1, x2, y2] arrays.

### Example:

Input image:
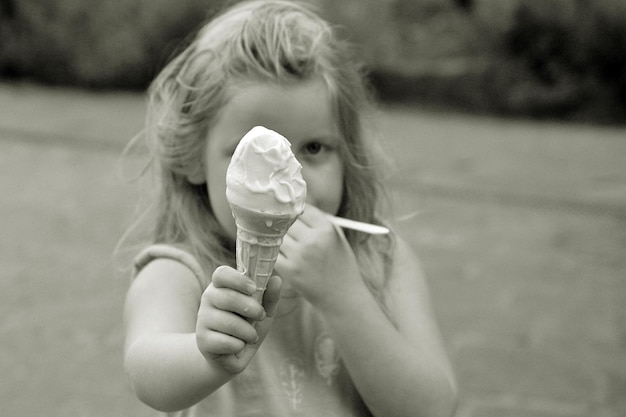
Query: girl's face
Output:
[[200, 78, 344, 239]]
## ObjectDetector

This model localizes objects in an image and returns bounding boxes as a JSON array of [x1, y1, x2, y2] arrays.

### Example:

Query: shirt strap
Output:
[[133, 244, 207, 289]]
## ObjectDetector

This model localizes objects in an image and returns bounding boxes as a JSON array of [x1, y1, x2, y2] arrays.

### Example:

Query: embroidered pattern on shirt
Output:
[[314, 333, 341, 386], [279, 357, 306, 411]]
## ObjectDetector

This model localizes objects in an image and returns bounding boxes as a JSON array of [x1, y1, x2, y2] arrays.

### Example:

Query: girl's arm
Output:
[[277, 208, 457, 417], [321, 239, 457, 417], [123, 259, 280, 412]]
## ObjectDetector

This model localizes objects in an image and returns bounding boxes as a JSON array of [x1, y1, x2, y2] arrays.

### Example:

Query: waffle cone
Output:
[[231, 205, 298, 302]]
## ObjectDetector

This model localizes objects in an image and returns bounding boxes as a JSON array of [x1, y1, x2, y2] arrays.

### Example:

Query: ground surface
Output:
[[1, 83, 625, 416]]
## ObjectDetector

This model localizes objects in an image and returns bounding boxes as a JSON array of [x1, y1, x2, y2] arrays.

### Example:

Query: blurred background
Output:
[[2, 0, 626, 121], [1, 0, 625, 416]]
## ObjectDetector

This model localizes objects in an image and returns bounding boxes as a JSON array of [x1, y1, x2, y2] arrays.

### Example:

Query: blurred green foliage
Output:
[[1, 0, 625, 122]]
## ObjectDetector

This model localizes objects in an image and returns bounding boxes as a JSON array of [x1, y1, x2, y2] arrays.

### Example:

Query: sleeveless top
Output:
[[133, 245, 373, 417]]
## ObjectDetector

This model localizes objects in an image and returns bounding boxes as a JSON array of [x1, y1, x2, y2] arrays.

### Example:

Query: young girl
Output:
[[123, 1, 457, 416]]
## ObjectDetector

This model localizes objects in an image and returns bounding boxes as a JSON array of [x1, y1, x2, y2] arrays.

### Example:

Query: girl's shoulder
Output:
[[125, 245, 209, 350], [385, 233, 439, 325], [390, 235, 421, 269], [133, 244, 210, 290], [384, 234, 430, 303]]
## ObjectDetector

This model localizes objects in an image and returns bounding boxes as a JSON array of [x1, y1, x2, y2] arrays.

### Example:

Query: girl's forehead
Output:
[[231, 79, 334, 120], [210, 78, 339, 148]]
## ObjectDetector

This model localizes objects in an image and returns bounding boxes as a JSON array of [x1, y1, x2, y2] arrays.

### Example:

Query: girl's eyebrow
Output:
[[302, 133, 341, 143]]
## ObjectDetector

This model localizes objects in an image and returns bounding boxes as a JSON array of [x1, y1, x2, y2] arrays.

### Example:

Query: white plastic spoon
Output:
[[327, 215, 390, 235]]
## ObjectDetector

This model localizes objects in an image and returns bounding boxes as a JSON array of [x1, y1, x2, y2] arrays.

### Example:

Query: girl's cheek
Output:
[[303, 172, 343, 216]]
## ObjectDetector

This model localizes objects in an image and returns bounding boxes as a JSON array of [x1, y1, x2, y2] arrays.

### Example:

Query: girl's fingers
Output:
[[285, 206, 320, 238], [261, 275, 282, 318], [212, 265, 257, 295], [279, 233, 296, 255], [286, 205, 334, 241], [200, 308, 259, 345], [197, 329, 246, 355], [204, 287, 266, 322]]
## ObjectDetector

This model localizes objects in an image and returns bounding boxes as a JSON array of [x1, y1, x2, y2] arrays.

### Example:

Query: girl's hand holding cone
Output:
[[196, 266, 282, 375]]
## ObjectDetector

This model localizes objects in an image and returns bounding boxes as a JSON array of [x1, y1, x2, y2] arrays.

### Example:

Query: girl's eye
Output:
[[303, 141, 324, 155], [297, 138, 338, 163]]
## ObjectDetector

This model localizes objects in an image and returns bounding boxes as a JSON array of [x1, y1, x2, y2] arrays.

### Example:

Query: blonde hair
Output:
[[127, 0, 394, 307]]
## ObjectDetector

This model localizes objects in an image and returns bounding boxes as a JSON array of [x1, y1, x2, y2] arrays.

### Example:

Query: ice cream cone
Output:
[[231, 204, 297, 302], [226, 126, 306, 303]]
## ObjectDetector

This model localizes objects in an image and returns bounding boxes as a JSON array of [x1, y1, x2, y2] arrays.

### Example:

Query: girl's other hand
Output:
[[196, 266, 281, 374], [276, 205, 362, 307]]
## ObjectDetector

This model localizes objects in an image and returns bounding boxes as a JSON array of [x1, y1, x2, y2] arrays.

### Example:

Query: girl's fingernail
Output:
[[246, 282, 257, 293]]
